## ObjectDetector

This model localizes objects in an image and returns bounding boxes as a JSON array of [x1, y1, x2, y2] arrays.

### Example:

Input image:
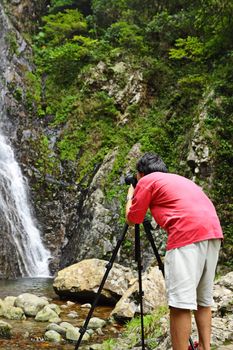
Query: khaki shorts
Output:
[[164, 239, 221, 310]]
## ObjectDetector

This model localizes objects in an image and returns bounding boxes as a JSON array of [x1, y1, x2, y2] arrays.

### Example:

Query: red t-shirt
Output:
[[127, 172, 223, 250]]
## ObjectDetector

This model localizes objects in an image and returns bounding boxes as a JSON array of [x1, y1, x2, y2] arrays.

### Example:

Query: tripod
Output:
[[74, 219, 195, 350]]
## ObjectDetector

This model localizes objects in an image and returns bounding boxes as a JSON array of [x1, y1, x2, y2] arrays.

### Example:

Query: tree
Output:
[[40, 9, 87, 46], [91, 0, 127, 28]]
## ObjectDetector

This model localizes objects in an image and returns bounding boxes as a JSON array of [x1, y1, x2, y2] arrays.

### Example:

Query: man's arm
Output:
[[125, 180, 152, 225], [125, 184, 135, 225]]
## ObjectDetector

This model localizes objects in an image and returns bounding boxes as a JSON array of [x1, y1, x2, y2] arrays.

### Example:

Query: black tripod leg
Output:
[[135, 224, 146, 350], [142, 219, 196, 350], [143, 219, 164, 276], [74, 223, 129, 350]]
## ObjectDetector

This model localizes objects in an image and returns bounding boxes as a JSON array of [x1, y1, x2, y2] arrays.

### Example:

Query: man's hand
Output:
[[127, 184, 135, 201]]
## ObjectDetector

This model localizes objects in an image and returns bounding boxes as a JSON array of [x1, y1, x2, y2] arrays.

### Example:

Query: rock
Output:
[[46, 303, 61, 315], [59, 149, 122, 269], [111, 266, 166, 321], [217, 271, 233, 291], [53, 258, 135, 304], [86, 317, 106, 330], [67, 311, 78, 319], [44, 330, 62, 342], [46, 323, 66, 337], [11, 0, 21, 5], [15, 293, 49, 316], [4, 296, 16, 307], [0, 320, 12, 339], [66, 326, 90, 342], [89, 345, 103, 350], [0, 300, 4, 316], [35, 305, 60, 322], [3, 305, 26, 320], [59, 321, 75, 331], [81, 303, 91, 308], [212, 316, 233, 344]]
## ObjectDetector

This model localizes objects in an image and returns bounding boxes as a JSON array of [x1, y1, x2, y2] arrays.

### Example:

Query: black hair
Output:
[[136, 152, 168, 175]]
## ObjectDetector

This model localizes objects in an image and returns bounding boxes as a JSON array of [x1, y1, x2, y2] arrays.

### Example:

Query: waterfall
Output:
[[0, 130, 51, 277], [0, 2, 51, 277]]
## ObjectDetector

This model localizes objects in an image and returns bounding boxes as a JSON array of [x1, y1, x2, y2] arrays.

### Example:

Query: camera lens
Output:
[[125, 174, 138, 188]]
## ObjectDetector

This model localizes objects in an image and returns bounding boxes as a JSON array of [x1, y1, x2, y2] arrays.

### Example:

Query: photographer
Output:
[[125, 152, 223, 350]]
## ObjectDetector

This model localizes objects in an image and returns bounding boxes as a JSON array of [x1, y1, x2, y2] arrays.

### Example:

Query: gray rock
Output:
[[15, 293, 49, 316], [66, 326, 90, 342], [3, 305, 26, 320], [111, 266, 166, 321], [53, 258, 135, 303], [46, 323, 66, 336], [86, 317, 106, 330], [11, 0, 21, 5], [35, 305, 60, 322], [0, 320, 12, 339], [67, 311, 78, 319], [44, 330, 62, 343]]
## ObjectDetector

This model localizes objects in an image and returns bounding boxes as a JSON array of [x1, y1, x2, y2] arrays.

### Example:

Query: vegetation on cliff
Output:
[[24, 0, 232, 266]]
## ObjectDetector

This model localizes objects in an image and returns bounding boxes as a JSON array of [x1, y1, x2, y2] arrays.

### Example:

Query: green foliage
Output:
[[38, 37, 97, 83], [102, 338, 118, 350], [169, 36, 205, 61], [24, 71, 45, 116], [49, 0, 76, 12], [195, 0, 233, 56], [105, 21, 145, 53], [39, 9, 87, 46], [6, 31, 18, 56], [145, 10, 190, 50], [102, 306, 168, 349], [83, 91, 119, 121], [34, 135, 60, 179], [92, 0, 127, 28], [49, 0, 92, 15]]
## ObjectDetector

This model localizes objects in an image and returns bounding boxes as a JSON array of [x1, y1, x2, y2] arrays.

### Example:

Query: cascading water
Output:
[[0, 2, 51, 277], [0, 129, 51, 277]]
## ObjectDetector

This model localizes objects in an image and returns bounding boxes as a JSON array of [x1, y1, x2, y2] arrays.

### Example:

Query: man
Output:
[[125, 152, 223, 350]]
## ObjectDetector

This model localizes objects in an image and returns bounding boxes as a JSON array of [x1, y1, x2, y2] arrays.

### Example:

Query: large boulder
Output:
[[53, 258, 135, 304], [14, 293, 49, 316], [111, 266, 166, 322]]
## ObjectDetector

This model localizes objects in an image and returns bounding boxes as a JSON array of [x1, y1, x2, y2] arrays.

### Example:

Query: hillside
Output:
[[3, 0, 233, 273]]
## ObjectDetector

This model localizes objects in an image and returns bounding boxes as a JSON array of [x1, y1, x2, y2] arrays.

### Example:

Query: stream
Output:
[[0, 278, 121, 350]]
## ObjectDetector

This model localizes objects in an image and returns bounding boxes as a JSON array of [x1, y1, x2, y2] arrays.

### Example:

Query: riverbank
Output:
[[0, 278, 120, 350]]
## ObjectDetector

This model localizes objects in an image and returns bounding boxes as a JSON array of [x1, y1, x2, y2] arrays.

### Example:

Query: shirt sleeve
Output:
[[127, 182, 152, 224]]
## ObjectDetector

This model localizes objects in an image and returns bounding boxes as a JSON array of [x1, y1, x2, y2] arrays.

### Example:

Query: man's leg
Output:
[[195, 240, 221, 350], [170, 306, 191, 350], [194, 305, 211, 350]]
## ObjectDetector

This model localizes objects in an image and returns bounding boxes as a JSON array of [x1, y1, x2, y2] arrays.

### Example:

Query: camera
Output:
[[125, 173, 138, 188]]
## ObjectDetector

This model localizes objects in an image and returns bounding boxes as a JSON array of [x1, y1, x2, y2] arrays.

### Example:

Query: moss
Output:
[[5, 31, 19, 57], [102, 306, 169, 349]]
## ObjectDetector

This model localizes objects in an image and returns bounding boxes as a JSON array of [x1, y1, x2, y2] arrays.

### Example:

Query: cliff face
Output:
[[0, 1, 123, 275], [5, 0, 47, 32]]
